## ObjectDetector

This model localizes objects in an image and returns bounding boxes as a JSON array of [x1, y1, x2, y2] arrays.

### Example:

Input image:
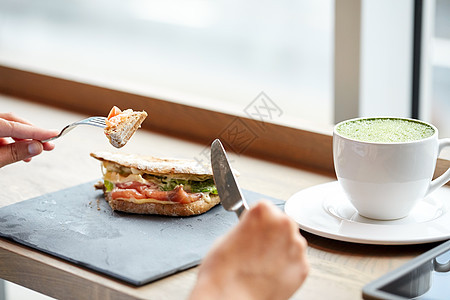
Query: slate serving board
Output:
[[0, 180, 283, 286]]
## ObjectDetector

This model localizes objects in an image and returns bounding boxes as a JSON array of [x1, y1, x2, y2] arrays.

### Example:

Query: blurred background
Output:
[[0, 0, 333, 127], [0, 1, 449, 298], [0, 0, 449, 135]]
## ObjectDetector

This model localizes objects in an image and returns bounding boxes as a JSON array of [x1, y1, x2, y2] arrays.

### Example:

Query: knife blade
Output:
[[210, 139, 249, 218]]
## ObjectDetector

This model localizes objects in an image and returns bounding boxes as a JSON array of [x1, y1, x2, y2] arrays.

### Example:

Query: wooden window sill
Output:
[[0, 64, 448, 184]]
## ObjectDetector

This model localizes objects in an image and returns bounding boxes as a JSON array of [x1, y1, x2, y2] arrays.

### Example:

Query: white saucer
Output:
[[285, 181, 450, 245]]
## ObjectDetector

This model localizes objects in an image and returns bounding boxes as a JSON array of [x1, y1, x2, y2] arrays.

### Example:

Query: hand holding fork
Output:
[[0, 112, 58, 168], [0, 113, 106, 168]]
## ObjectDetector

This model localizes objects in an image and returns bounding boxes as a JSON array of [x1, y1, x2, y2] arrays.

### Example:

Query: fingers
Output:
[[0, 114, 57, 168], [248, 200, 300, 231], [242, 200, 286, 230], [42, 141, 55, 151], [0, 118, 58, 140], [0, 139, 54, 166], [244, 199, 309, 257], [0, 140, 44, 168], [0, 112, 34, 125], [0, 138, 12, 146], [250, 201, 310, 287]]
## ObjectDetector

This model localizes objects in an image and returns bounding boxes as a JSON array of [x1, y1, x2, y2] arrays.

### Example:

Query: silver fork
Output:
[[41, 116, 107, 143]]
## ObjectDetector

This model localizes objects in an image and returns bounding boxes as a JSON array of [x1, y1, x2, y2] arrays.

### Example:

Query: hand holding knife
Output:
[[210, 139, 249, 218], [192, 145, 310, 299]]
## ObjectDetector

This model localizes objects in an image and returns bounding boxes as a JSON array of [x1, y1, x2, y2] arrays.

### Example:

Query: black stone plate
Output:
[[0, 180, 283, 286]]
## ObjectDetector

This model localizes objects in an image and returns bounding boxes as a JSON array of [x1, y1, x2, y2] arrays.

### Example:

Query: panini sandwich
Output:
[[91, 151, 220, 216]]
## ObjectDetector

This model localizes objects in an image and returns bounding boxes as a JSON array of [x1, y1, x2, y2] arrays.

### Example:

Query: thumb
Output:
[[0, 140, 43, 168]]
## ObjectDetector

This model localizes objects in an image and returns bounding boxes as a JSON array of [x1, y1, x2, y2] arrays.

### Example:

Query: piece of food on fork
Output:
[[104, 106, 147, 148]]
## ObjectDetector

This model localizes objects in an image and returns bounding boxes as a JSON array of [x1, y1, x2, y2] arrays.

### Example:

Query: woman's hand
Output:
[[0, 113, 58, 168], [189, 200, 309, 300]]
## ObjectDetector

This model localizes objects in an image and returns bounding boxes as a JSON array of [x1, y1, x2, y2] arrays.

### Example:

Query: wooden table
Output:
[[0, 94, 441, 300]]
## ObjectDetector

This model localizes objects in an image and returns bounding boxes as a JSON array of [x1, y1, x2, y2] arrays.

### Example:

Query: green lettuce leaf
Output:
[[104, 180, 114, 192]]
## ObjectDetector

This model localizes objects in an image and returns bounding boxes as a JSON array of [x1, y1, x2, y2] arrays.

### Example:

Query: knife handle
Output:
[[235, 202, 249, 219]]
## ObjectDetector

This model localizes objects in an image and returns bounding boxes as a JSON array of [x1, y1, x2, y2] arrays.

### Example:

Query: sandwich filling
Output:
[[105, 106, 135, 127], [101, 161, 218, 204]]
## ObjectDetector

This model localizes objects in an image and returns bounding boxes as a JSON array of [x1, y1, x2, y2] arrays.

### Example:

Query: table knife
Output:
[[210, 139, 249, 218]]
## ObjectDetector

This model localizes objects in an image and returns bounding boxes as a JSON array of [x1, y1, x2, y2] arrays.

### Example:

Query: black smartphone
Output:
[[363, 239, 450, 300]]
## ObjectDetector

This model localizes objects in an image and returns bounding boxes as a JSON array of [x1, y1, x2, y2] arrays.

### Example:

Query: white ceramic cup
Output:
[[333, 117, 450, 220]]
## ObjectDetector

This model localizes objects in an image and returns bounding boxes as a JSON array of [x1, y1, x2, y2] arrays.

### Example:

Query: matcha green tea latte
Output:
[[336, 118, 435, 143]]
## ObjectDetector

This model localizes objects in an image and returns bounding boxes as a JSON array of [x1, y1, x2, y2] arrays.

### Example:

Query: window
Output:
[[334, 0, 449, 142], [0, 0, 334, 128], [431, 0, 450, 137], [0, 0, 448, 140]]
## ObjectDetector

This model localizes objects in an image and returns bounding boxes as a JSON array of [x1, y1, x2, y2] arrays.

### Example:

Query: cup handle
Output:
[[426, 138, 450, 196]]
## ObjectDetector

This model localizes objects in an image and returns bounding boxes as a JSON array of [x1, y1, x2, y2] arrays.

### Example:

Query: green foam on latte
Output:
[[337, 118, 435, 143]]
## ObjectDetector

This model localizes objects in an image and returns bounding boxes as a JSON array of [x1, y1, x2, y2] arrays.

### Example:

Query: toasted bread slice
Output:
[[90, 151, 212, 177], [104, 109, 147, 148], [105, 192, 220, 216]]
